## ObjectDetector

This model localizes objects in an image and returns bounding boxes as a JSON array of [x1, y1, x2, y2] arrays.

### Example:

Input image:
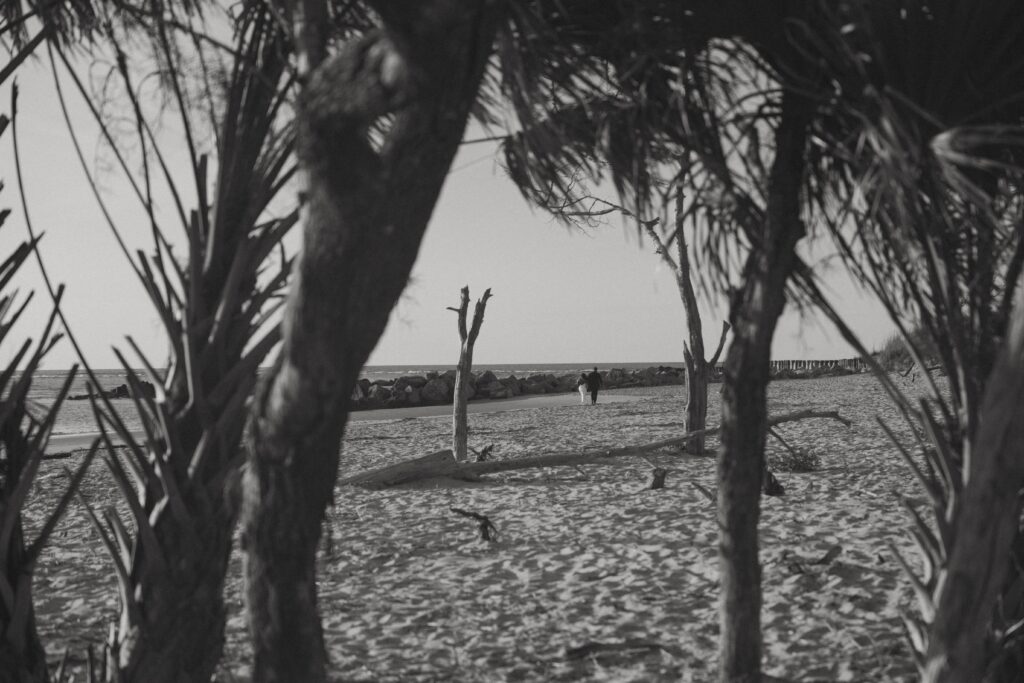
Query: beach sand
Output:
[[44, 392, 646, 455], [27, 374, 924, 681]]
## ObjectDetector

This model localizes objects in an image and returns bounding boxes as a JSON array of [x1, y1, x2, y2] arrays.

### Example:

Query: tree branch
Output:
[[452, 285, 469, 341], [708, 320, 731, 367], [467, 288, 492, 344], [644, 221, 679, 272]]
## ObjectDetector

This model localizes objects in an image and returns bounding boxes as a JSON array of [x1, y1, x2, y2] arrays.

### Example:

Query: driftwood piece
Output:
[[340, 449, 459, 489], [648, 468, 669, 490], [762, 467, 785, 496], [450, 507, 497, 541], [470, 444, 494, 462], [564, 639, 684, 660], [341, 409, 850, 489]]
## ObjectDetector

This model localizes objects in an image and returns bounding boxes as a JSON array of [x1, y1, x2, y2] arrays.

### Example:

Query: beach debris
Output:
[[470, 444, 494, 462], [450, 506, 498, 542], [564, 639, 683, 661], [763, 466, 785, 496], [768, 427, 822, 472], [814, 545, 843, 565], [647, 467, 669, 490], [691, 481, 716, 504], [341, 408, 849, 489], [780, 551, 806, 575]]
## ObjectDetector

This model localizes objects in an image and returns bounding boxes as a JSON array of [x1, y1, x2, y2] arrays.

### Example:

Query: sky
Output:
[[0, 53, 893, 371]]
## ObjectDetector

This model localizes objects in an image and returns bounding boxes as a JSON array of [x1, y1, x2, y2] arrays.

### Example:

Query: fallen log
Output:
[[339, 409, 850, 489]]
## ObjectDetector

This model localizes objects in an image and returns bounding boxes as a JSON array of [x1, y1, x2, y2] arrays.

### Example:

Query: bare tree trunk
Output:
[[651, 189, 730, 455], [717, 92, 808, 683], [673, 191, 709, 454], [683, 345, 708, 452], [240, 2, 498, 681], [450, 286, 492, 461], [925, 273, 1024, 683]]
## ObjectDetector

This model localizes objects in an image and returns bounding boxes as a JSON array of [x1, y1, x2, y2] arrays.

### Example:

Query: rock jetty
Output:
[[349, 366, 686, 411], [69, 380, 157, 401]]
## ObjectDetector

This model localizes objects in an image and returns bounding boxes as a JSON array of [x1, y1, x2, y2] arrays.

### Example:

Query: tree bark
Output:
[[648, 189, 729, 455], [717, 91, 809, 683], [673, 193, 710, 454], [451, 286, 492, 461], [925, 273, 1024, 683], [240, 3, 499, 681]]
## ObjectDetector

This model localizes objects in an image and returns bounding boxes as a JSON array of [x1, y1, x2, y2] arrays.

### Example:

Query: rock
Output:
[[500, 377, 521, 397], [421, 378, 452, 404], [384, 394, 407, 408], [368, 384, 391, 404], [554, 374, 577, 392], [394, 375, 427, 392], [522, 380, 547, 395], [526, 373, 556, 387], [478, 380, 505, 399], [606, 368, 629, 385], [475, 370, 498, 387]]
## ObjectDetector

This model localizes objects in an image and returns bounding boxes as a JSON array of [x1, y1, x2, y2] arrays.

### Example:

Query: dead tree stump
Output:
[[448, 286, 492, 461], [648, 468, 669, 490]]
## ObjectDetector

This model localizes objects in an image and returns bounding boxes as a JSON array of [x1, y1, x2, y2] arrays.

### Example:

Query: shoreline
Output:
[[45, 391, 645, 455]]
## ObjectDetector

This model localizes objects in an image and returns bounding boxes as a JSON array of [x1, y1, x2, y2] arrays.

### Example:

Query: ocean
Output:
[[26, 362, 681, 437]]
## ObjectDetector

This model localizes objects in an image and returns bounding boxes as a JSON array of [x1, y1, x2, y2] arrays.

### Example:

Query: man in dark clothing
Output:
[[586, 367, 603, 405]]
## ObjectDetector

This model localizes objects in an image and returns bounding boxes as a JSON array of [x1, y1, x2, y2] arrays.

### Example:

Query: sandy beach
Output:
[[27, 374, 923, 681]]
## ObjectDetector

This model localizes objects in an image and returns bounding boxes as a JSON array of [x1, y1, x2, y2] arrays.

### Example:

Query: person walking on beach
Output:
[[576, 372, 588, 404], [586, 367, 603, 405]]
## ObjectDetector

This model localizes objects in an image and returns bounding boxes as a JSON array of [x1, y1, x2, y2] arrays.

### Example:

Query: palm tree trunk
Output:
[[925, 274, 1024, 683], [717, 92, 809, 682], [240, 4, 498, 680]]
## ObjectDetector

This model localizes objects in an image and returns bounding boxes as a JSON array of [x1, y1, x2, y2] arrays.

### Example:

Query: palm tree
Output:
[[45, 4, 296, 679], [0, 245, 95, 682], [239, 1, 501, 679], [496, 5, 824, 679], [798, 3, 1024, 680]]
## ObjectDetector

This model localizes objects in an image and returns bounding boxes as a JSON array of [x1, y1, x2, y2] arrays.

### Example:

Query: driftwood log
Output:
[[340, 409, 850, 489]]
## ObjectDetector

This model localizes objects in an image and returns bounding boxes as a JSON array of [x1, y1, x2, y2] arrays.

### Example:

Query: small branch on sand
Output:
[[564, 640, 684, 660], [340, 409, 851, 489], [450, 507, 497, 542], [469, 444, 494, 462], [691, 481, 716, 504]]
